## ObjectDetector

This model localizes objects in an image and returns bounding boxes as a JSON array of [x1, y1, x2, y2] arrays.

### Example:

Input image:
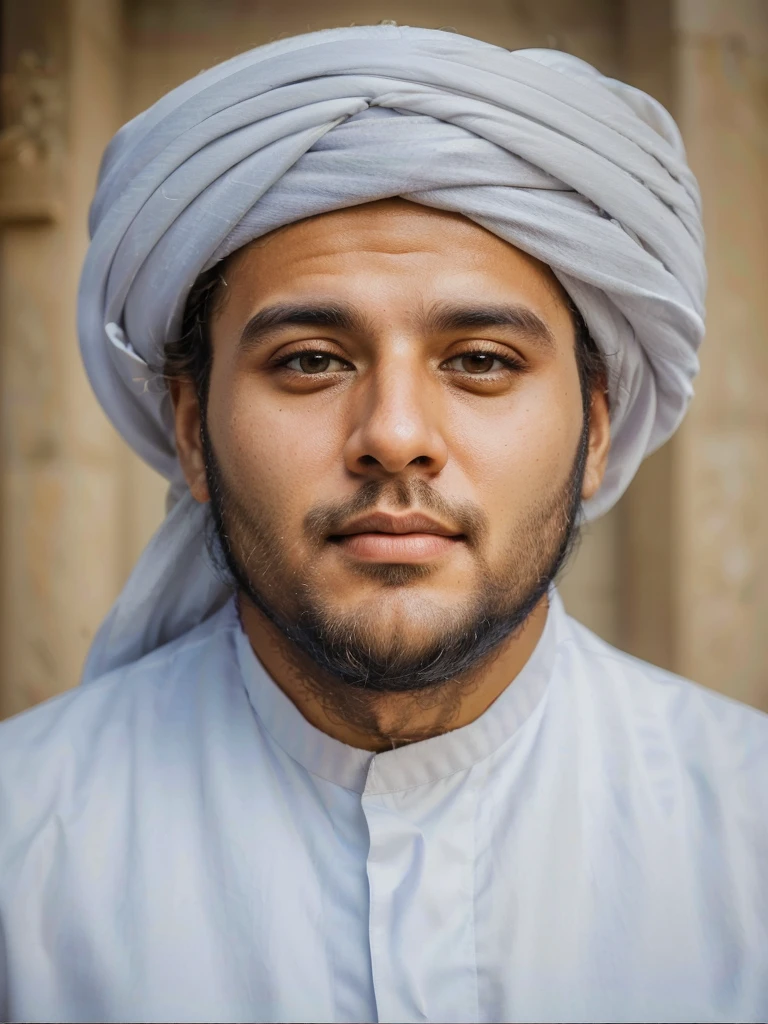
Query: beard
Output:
[[201, 416, 587, 698]]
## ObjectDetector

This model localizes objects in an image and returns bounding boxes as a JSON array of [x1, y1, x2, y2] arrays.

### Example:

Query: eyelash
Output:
[[270, 343, 526, 377]]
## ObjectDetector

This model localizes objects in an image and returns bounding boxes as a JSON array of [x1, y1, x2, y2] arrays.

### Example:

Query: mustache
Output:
[[303, 478, 489, 548]]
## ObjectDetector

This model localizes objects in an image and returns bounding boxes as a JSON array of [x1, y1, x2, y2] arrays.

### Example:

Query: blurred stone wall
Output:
[[0, 0, 765, 717]]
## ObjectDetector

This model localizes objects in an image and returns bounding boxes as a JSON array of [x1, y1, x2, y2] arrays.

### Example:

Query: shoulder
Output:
[[562, 612, 768, 734], [0, 604, 242, 834], [558, 611, 768, 804]]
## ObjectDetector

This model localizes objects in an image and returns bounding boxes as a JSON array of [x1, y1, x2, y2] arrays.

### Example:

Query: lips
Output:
[[330, 511, 464, 563], [333, 512, 462, 538]]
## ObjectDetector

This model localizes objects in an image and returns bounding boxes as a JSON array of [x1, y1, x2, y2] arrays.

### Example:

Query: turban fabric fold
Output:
[[78, 25, 705, 682]]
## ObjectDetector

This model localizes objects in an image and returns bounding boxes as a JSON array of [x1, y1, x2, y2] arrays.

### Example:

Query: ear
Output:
[[170, 380, 210, 504], [581, 387, 611, 502]]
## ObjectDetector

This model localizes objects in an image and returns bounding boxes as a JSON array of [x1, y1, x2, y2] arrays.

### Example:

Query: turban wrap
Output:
[[78, 25, 706, 682]]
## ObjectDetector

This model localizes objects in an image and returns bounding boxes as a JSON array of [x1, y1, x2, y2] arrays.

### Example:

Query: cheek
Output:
[[207, 370, 342, 512], [447, 374, 581, 520]]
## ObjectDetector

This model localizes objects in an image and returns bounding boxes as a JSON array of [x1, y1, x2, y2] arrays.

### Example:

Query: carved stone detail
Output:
[[0, 50, 65, 223]]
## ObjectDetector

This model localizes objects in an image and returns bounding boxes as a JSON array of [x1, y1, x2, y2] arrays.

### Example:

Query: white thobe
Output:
[[0, 591, 766, 1023]]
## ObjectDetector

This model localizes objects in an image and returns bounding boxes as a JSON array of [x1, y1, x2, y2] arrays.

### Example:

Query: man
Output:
[[0, 24, 766, 1024]]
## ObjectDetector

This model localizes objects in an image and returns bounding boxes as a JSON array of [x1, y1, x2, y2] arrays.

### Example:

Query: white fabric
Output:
[[2, 592, 766, 1024], [78, 25, 706, 681]]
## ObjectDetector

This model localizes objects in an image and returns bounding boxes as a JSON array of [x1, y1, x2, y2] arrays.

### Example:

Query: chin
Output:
[[323, 586, 464, 643]]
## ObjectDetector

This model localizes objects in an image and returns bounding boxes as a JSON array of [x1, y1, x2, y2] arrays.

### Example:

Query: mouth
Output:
[[328, 512, 465, 564]]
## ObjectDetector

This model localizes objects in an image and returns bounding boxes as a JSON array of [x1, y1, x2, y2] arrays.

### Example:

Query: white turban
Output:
[[78, 25, 705, 682]]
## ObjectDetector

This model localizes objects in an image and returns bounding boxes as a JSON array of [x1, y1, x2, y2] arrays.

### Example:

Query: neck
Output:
[[238, 595, 550, 752]]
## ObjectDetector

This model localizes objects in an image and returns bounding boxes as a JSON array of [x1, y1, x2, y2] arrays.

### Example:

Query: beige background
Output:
[[0, 0, 766, 718]]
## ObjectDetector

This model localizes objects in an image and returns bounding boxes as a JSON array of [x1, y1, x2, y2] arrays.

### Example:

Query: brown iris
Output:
[[298, 353, 333, 373], [459, 353, 497, 373]]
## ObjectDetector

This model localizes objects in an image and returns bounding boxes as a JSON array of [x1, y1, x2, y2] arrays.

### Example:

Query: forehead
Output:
[[220, 199, 571, 324]]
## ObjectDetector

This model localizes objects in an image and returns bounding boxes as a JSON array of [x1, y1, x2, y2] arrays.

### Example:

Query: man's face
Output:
[[176, 200, 609, 690]]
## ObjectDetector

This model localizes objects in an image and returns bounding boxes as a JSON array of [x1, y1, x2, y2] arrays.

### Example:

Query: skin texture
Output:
[[173, 199, 610, 751]]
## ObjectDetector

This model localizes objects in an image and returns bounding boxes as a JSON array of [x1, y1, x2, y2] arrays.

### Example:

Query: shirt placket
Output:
[[362, 758, 480, 1024]]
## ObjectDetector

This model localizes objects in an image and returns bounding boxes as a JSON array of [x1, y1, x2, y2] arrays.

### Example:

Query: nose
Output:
[[343, 358, 449, 479]]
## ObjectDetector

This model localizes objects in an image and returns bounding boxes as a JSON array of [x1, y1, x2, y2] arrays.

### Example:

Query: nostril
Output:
[[359, 455, 380, 467]]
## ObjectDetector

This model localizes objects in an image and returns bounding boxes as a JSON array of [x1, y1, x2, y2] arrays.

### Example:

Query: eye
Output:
[[443, 351, 522, 375], [281, 351, 350, 374]]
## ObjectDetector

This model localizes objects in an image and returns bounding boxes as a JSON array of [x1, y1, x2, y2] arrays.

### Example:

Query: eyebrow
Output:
[[237, 300, 556, 352], [238, 302, 370, 351], [420, 302, 557, 350]]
